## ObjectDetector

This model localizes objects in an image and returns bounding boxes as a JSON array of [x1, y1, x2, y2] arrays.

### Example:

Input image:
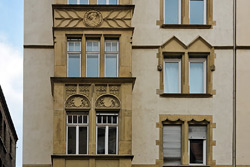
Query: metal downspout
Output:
[[233, 0, 236, 166]]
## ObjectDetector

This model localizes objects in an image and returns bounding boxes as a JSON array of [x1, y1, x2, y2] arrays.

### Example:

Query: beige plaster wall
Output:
[[23, 49, 54, 164], [236, 50, 250, 165], [132, 0, 233, 46], [237, 0, 250, 46], [24, 0, 53, 45], [131, 49, 233, 165]]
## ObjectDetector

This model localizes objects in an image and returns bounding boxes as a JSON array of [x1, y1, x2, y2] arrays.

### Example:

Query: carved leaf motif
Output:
[[66, 95, 90, 108], [79, 85, 90, 97], [96, 96, 120, 108], [103, 10, 131, 28], [66, 85, 77, 97], [110, 86, 120, 96]]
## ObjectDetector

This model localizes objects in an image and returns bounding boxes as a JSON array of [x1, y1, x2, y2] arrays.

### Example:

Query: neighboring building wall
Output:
[[0, 86, 18, 167], [236, 0, 250, 165]]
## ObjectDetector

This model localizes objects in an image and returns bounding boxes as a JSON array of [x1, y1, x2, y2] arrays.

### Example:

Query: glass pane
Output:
[[106, 42, 111, 52], [68, 127, 76, 154], [98, 0, 106, 4], [68, 54, 81, 77], [79, 127, 88, 154], [69, 0, 77, 4], [86, 54, 99, 77], [163, 125, 182, 165], [103, 116, 107, 123], [108, 127, 117, 154], [83, 116, 88, 123], [190, 139, 204, 164], [78, 116, 82, 124], [165, 0, 179, 24], [75, 42, 81, 51], [190, 62, 204, 93], [190, 0, 204, 24], [112, 42, 118, 51], [105, 55, 118, 77], [80, 0, 88, 4], [68, 115, 72, 123], [97, 127, 106, 154], [109, 0, 118, 4], [86, 42, 92, 51], [68, 42, 74, 51], [98, 116, 102, 123], [73, 116, 77, 123], [165, 62, 180, 93], [108, 116, 112, 123], [113, 116, 117, 124], [93, 42, 99, 51]]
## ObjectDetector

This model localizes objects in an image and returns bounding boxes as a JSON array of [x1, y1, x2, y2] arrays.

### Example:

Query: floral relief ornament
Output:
[[84, 10, 103, 27], [97, 96, 120, 108], [66, 96, 89, 108]]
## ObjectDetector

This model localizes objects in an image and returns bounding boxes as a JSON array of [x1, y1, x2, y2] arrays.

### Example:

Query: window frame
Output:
[[189, 0, 207, 25], [104, 40, 119, 77], [96, 113, 119, 155], [163, 58, 182, 93], [68, 0, 89, 4], [189, 58, 207, 94], [163, 0, 182, 24], [67, 39, 82, 77], [86, 40, 100, 77], [66, 114, 89, 155], [97, 0, 119, 5]]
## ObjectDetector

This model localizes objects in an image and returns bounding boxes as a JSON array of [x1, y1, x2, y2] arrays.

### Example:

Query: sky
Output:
[[0, 1, 24, 167]]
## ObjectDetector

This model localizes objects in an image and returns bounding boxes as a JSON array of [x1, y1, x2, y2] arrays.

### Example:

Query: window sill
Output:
[[161, 24, 212, 29], [159, 93, 213, 98], [52, 154, 134, 160], [163, 165, 210, 167]]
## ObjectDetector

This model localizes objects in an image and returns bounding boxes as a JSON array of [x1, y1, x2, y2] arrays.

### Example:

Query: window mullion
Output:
[[76, 126, 79, 154], [105, 126, 109, 154]]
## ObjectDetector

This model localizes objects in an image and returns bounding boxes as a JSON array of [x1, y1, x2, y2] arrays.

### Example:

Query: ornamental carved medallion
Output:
[[66, 95, 90, 109], [96, 95, 120, 108], [84, 10, 103, 27]]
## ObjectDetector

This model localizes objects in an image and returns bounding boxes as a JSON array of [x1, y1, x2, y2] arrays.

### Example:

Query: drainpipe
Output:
[[233, 0, 236, 166]]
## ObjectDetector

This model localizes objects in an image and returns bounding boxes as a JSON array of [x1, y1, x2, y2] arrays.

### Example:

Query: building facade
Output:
[[23, 0, 248, 167], [0, 86, 18, 167]]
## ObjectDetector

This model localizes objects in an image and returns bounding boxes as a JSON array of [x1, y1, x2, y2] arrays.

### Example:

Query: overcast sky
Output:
[[0, 1, 23, 167]]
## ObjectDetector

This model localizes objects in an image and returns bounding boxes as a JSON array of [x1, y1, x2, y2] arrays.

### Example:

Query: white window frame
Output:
[[96, 113, 119, 155], [66, 114, 89, 155], [189, 0, 207, 24], [67, 39, 82, 77], [163, 0, 182, 24], [86, 40, 100, 77], [188, 138, 206, 165], [97, 0, 119, 4], [189, 58, 206, 94], [104, 40, 119, 77], [163, 58, 182, 93], [68, 0, 89, 4]]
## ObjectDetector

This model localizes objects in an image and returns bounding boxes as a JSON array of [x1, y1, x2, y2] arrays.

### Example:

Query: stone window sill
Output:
[[161, 24, 212, 29], [160, 93, 213, 98]]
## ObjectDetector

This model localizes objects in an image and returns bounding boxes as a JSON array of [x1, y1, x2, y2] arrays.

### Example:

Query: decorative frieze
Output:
[[65, 84, 77, 97], [96, 95, 120, 109], [79, 84, 90, 97], [95, 85, 107, 97], [65, 95, 90, 109], [109, 85, 120, 97]]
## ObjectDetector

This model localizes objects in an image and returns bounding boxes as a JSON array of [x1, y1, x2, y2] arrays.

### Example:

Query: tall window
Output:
[[86, 40, 100, 77], [189, 0, 206, 24], [164, 0, 181, 24], [98, 0, 118, 5], [67, 39, 81, 77], [68, 0, 89, 4], [189, 58, 206, 93], [96, 113, 118, 154], [67, 113, 88, 154], [164, 59, 181, 93], [189, 126, 207, 165], [105, 40, 119, 77], [163, 125, 182, 165]]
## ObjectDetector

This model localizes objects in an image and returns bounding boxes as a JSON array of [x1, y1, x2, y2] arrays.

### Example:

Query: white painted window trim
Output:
[[163, 0, 182, 24], [189, 58, 206, 94], [104, 40, 119, 77], [86, 40, 100, 77], [163, 58, 182, 93], [189, 0, 207, 24], [68, 0, 89, 4], [67, 39, 82, 77], [97, 0, 119, 5], [188, 139, 207, 165]]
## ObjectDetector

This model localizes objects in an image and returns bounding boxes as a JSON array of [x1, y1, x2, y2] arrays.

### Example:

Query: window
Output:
[[86, 40, 100, 77], [67, 113, 88, 154], [105, 40, 119, 77], [98, 0, 118, 5], [67, 39, 81, 77], [164, 0, 181, 24], [189, 58, 206, 93], [164, 59, 181, 93], [189, 126, 207, 165], [68, 0, 89, 4], [189, 0, 206, 24], [96, 113, 118, 154]]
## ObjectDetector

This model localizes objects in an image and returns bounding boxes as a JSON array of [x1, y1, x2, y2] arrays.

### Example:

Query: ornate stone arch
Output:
[[95, 94, 121, 110], [65, 94, 90, 110]]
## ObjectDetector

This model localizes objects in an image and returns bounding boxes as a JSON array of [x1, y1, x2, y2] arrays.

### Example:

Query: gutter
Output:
[[233, 0, 236, 166]]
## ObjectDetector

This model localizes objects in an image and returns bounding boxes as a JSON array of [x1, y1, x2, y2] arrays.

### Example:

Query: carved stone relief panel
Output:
[[65, 84, 77, 97], [65, 95, 90, 109], [96, 95, 120, 109], [109, 85, 120, 97], [95, 85, 107, 97], [79, 84, 90, 97]]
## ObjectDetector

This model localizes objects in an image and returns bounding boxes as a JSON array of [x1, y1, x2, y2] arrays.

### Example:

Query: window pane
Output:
[[68, 42, 74, 51], [165, 0, 179, 24], [98, 0, 106, 4], [68, 127, 76, 154], [69, 0, 77, 4], [108, 116, 112, 123], [75, 42, 81, 51], [79, 127, 88, 154], [97, 127, 106, 154], [165, 62, 180, 93], [163, 125, 182, 165], [86, 42, 92, 51], [113, 116, 117, 124], [93, 42, 99, 51], [190, 62, 204, 93], [87, 54, 99, 77], [103, 116, 107, 123], [68, 54, 81, 77], [80, 0, 88, 4], [83, 116, 87, 123], [190, 139, 204, 164], [73, 116, 77, 123], [106, 42, 111, 51], [109, 0, 118, 4], [108, 127, 117, 154], [111, 42, 118, 51], [98, 115, 102, 123], [190, 0, 204, 24], [68, 115, 72, 124], [189, 126, 207, 139], [78, 116, 82, 124], [105, 54, 118, 77]]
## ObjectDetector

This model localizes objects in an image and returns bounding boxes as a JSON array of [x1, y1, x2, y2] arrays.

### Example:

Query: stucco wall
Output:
[[131, 49, 233, 165], [23, 49, 54, 164]]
